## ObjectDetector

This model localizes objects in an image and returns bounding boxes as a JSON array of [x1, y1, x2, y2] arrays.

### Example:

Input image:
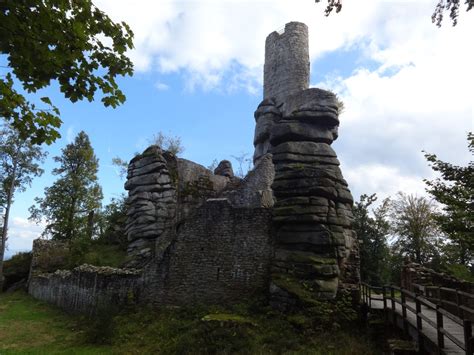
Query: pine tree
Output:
[[29, 131, 102, 241]]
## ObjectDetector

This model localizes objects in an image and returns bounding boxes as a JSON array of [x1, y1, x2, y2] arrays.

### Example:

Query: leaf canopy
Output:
[[0, 0, 134, 144]]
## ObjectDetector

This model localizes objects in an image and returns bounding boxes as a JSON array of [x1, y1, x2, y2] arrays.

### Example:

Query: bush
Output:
[[2, 252, 32, 290]]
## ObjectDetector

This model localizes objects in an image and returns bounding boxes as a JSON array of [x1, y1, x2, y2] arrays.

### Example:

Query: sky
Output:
[[3, 0, 473, 259]]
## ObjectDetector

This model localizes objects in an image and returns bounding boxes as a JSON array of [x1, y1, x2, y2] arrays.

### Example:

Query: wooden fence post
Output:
[[383, 286, 388, 322], [436, 304, 445, 350], [391, 287, 395, 322], [369, 286, 372, 308], [416, 295, 423, 351], [402, 290, 408, 333], [464, 319, 472, 355], [456, 289, 464, 320]]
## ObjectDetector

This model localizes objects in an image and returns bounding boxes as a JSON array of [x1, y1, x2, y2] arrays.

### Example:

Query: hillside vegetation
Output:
[[0, 291, 382, 354]]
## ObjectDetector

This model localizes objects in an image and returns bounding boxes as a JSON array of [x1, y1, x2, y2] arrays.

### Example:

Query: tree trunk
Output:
[[66, 196, 77, 240], [86, 210, 94, 240], [0, 158, 18, 292]]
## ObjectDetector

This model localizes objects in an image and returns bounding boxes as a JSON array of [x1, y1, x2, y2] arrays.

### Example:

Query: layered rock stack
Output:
[[253, 98, 280, 164], [124, 146, 177, 267], [269, 88, 358, 307]]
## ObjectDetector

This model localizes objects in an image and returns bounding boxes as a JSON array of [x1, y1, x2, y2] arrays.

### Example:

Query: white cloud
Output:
[[94, 0, 385, 91], [154, 81, 170, 91], [66, 126, 76, 143], [341, 162, 430, 204], [320, 10, 473, 201], [94, 0, 472, 200], [4, 217, 45, 259]]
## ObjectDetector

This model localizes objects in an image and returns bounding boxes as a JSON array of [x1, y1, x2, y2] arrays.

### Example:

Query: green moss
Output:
[[271, 273, 319, 305], [180, 176, 214, 199], [168, 165, 179, 187], [281, 251, 337, 266]]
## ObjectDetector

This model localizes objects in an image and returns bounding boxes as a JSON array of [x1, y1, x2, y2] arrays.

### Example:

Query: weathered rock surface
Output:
[[124, 145, 177, 267], [268, 88, 359, 309], [253, 99, 281, 164], [223, 153, 275, 208], [214, 160, 234, 178]]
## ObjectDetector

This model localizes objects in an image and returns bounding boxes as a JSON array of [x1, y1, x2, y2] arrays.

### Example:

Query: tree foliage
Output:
[[0, 0, 134, 144], [29, 131, 102, 240], [0, 121, 46, 290], [389, 192, 441, 265], [424, 132, 473, 266], [149, 131, 184, 156], [432, 0, 474, 26], [96, 194, 127, 249], [316, 0, 473, 27], [353, 194, 390, 286]]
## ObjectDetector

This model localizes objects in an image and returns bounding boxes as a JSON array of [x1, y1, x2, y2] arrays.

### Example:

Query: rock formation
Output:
[[214, 160, 234, 178], [124, 146, 177, 267], [27, 21, 360, 315], [254, 23, 359, 308], [268, 89, 358, 307]]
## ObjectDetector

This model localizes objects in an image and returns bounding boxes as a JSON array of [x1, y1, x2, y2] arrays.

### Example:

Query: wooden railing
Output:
[[420, 284, 474, 321], [360, 282, 383, 309], [360, 282, 474, 355]]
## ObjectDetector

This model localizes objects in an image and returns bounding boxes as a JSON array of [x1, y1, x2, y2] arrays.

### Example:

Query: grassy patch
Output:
[[0, 291, 382, 354], [0, 291, 111, 354], [81, 243, 127, 268]]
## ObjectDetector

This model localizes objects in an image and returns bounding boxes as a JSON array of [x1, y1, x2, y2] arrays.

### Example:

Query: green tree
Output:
[[424, 132, 473, 267], [389, 192, 441, 265], [29, 131, 102, 241], [0, 0, 134, 144], [96, 194, 127, 249], [353, 194, 390, 286], [0, 122, 46, 291]]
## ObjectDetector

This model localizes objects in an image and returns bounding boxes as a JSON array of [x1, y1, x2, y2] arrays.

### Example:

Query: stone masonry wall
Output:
[[28, 239, 70, 277], [141, 199, 273, 306], [264, 22, 309, 105], [28, 264, 142, 315], [401, 261, 474, 294]]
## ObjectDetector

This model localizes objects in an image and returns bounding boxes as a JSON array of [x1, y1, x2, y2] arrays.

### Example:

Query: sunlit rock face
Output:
[[269, 89, 358, 307], [255, 21, 359, 309]]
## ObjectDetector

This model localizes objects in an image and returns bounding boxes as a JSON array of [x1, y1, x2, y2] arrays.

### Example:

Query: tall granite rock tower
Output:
[[254, 22, 360, 308]]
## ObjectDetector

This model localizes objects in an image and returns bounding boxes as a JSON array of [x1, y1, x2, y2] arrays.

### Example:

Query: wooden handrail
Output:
[[361, 282, 474, 355], [426, 286, 474, 299]]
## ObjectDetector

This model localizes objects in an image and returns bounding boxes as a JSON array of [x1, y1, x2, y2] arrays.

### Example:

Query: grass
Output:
[[0, 292, 111, 354], [0, 291, 383, 354], [81, 243, 127, 268]]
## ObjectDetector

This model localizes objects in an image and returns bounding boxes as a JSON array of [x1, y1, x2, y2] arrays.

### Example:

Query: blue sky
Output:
[[4, 0, 473, 258]]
